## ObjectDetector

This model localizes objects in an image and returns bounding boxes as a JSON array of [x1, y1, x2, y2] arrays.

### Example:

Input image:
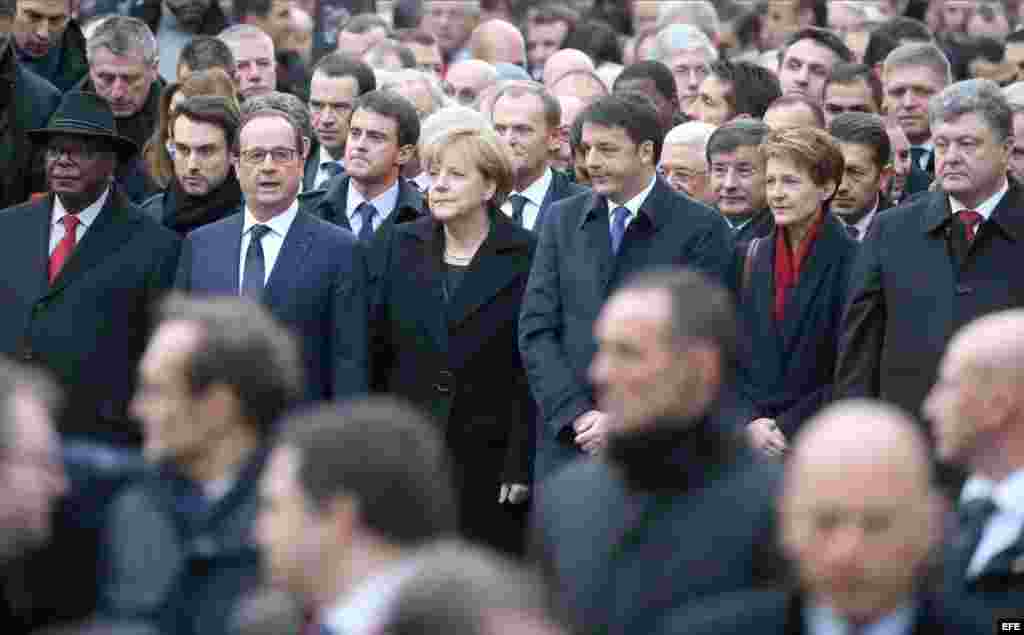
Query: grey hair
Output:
[[1002, 81, 1024, 114], [656, 1, 720, 40], [664, 121, 717, 153], [647, 24, 718, 64], [240, 91, 313, 141], [218, 24, 275, 53], [381, 69, 450, 116], [882, 42, 952, 87], [86, 16, 157, 66], [929, 79, 1012, 143]]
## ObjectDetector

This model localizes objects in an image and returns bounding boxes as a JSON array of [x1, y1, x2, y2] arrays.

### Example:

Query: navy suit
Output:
[[175, 209, 369, 401], [943, 511, 1024, 618], [519, 177, 733, 480], [529, 168, 589, 231]]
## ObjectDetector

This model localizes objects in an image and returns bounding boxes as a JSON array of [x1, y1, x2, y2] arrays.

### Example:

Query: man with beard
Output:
[[11, 0, 88, 91], [531, 268, 782, 635], [128, 0, 229, 81], [141, 96, 244, 235], [828, 112, 892, 241], [0, 23, 61, 209]]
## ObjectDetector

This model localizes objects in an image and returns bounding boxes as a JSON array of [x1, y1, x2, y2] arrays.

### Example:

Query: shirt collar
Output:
[[949, 178, 1009, 222], [324, 560, 418, 635], [607, 174, 657, 219], [319, 145, 344, 170], [243, 199, 299, 238], [347, 180, 400, 221], [806, 603, 916, 635], [52, 186, 111, 229], [514, 167, 553, 206], [961, 468, 1024, 516], [850, 197, 881, 235]]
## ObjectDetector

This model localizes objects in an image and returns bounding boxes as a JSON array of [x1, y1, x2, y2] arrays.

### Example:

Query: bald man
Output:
[[548, 70, 608, 104], [469, 19, 527, 68], [925, 310, 1024, 615], [664, 400, 990, 635], [554, 95, 586, 171], [445, 59, 498, 106], [542, 49, 594, 87]]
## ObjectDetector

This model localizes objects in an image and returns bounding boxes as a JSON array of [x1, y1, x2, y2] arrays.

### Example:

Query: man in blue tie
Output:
[[519, 93, 732, 481], [175, 107, 370, 402]]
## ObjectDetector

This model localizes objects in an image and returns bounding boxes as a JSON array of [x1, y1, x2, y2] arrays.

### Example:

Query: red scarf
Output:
[[773, 210, 825, 322]]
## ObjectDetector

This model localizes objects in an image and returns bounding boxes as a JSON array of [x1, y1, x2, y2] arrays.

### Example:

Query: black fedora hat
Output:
[[28, 91, 139, 161]]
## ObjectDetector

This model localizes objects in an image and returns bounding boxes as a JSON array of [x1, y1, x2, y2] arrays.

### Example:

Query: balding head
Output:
[[924, 309, 1024, 478], [781, 400, 940, 626], [445, 59, 498, 106], [542, 48, 594, 87], [469, 19, 526, 68]]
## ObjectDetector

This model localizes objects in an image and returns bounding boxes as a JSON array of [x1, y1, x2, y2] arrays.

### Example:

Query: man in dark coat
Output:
[[98, 295, 302, 635], [834, 79, 1024, 432], [923, 310, 1024, 618], [829, 112, 894, 241], [706, 120, 774, 243], [662, 401, 990, 635], [11, 0, 88, 92], [519, 95, 733, 481], [0, 34, 60, 209], [531, 269, 782, 635]]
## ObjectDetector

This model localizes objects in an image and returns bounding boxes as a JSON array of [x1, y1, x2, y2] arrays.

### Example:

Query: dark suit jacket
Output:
[[732, 208, 775, 243], [530, 168, 589, 231], [834, 183, 1024, 423], [299, 175, 427, 292], [519, 177, 734, 479], [175, 209, 369, 402], [0, 188, 181, 445], [372, 211, 536, 553], [943, 514, 1024, 618], [301, 139, 340, 193], [731, 213, 859, 436], [532, 431, 782, 635], [659, 588, 991, 635]]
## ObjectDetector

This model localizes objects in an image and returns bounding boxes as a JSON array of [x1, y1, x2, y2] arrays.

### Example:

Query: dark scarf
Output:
[[606, 414, 739, 493], [163, 171, 243, 235]]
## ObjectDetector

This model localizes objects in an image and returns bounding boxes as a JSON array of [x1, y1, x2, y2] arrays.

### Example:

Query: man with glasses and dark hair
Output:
[[175, 107, 370, 402]]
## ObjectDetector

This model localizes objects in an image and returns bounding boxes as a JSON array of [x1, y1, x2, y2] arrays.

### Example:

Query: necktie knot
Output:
[[49, 213, 82, 284], [508, 193, 529, 226], [355, 202, 378, 241], [62, 213, 81, 232], [610, 206, 630, 254], [957, 209, 983, 242], [845, 224, 860, 241], [322, 161, 343, 178], [250, 224, 271, 241]]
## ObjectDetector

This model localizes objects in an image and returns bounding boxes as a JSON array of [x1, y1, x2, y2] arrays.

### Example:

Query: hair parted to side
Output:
[[238, 98, 308, 151], [828, 111, 891, 170], [760, 126, 845, 195], [421, 125, 513, 207], [882, 42, 952, 86], [355, 89, 422, 148], [171, 95, 243, 153], [706, 119, 771, 163], [929, 78, 1012, 143], [578, 93, 665, 165], [708, 59, 782, 119]]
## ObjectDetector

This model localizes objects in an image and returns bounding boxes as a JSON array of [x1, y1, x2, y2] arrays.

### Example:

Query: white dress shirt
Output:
[[960, 468, 1024, 578], [912, 142, 934, 171], [805, 603, 915, 635], [949, 177, 1009, 222], [323, 561, 419, 635], [312, 146, 346, 191], [411, 171, 432, 193], [345, 180, 400, 236], [49, 187, 110, 255], [607, 174, 657, 233], [238, 200, 300, 290], [501, 167, 553, 231]]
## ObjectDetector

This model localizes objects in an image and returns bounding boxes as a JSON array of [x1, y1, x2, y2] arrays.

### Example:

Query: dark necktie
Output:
[[49, 214, 80, 284], [957, 497, 998, 575], [610, 206, 629, 254], [957, 209, 983, 243], [241, 224, 271, 299], [846, 224, 861, 241], [508, 193, 529, 227], [911, 146, 929, 171], [322, 161, 343, 178], [355, 202, 377, 241]]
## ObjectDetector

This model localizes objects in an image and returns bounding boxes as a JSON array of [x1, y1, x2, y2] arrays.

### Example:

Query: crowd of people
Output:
[[0, 0, 1023, 633]]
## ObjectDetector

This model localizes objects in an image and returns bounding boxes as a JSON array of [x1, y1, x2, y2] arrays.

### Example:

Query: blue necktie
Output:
[[241, 224, 270, 299], [508, 193, 529, 227], [356, 202, 377, 241], [610, 206, 629, 254]]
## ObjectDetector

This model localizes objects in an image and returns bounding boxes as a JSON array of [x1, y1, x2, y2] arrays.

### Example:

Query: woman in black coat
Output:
[[732, 126, 859, 457], [371, 125, 536, 556]]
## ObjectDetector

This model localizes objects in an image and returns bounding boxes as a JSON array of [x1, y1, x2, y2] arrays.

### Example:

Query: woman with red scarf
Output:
[[730, 126, 859, 457]]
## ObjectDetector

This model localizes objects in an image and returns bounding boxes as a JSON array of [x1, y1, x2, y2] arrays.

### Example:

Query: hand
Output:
[[747, 418, 787, 457], [573, 410, 610, 455], [499, 483, 530, 504]]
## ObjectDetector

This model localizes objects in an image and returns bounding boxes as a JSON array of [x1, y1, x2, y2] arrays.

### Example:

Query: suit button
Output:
[[21, 349, 35, 362], [434, 370, 454, 394], [955, 283, 973, 295]]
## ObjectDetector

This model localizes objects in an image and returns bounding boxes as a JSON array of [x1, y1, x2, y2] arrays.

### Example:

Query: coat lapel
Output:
[[208, 212, 244, 293], [318, 176, 352, 231], [262, 212, 315, 308], [407, 220, 449, 351], [445, 213, 531, 327], [578, 192, 615, 293], [8, 197, 51, 301], [45, 190, 142, 299], [984, 182, 1024, 244]]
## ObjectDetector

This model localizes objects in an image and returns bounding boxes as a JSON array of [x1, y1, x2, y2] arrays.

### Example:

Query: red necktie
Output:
[[957, 209, 983, 243], [49, 214, 80, 284]]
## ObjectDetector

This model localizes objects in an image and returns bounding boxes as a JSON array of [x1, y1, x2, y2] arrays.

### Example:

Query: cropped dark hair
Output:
[[825, 63, 883, 112], [280, 397, 456, 546], [705, 119, 771, 163], [170, 95, 243, 151], [233, 0, 271, 21], [356, 89, 422, 147], [157, 295, 303, 439], [828, 112, 892, 170], [708, 59, 782, 119], [782, 27, 854, 66], [614, 60, 679, 105], [873, 16, 933, 44], [178, 36, 236, 76], [312, 52, 377, 95], [579, 94, 664, 164], [562, 19, 623, 66]]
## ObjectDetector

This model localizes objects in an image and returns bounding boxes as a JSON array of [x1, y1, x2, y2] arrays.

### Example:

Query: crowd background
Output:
[[0, 0, 1023, 634]]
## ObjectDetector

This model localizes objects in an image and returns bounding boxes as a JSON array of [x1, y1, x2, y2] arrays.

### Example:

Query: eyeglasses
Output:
[[239, 147, 300, 165]]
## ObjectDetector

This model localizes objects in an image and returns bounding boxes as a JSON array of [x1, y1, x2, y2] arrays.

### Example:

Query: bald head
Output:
[[782, 400, 939, 625], [542, 49, 594, 87], [446, 59, 498, 105], [469, 19, 526, 68], [948, 309, 1024, 382]]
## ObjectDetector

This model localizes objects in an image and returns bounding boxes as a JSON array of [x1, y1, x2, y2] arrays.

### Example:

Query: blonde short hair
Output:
[[422, 125, 513, 207]]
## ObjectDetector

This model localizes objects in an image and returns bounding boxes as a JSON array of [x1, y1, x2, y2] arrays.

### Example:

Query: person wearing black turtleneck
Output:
[[531, 268, 784, 635]]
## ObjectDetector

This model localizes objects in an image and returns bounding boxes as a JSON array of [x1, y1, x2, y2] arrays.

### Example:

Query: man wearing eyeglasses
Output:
[[175, 107, 370, 402]]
